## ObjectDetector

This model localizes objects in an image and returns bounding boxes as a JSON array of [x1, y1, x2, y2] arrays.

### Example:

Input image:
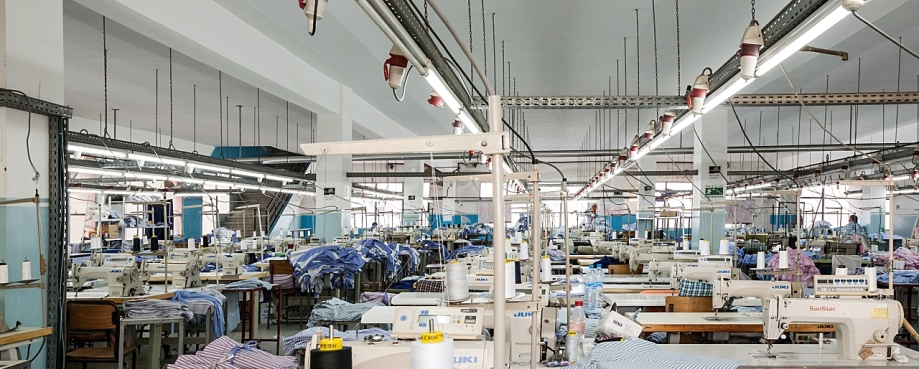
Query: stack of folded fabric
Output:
[[171, 289, 227, 337], [123, 299, 193, 321], [168, 336, 297, 369]]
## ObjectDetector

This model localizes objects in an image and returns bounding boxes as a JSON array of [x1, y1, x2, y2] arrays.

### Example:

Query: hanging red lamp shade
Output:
[[688, 67, 712, 115], [384, 45, 409, 89], [628, 135, 641, 156], [643, 120, 657, 140], [814, 169, 822, 178], [659, 109, 676, 136], [451, 117, 463, 135], [299, 0, 329, 35], [428, 90, 444, 108], [738, 20, 764, 80]]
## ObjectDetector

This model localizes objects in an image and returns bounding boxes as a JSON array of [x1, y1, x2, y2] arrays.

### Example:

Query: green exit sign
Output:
[[704, 186, 724, 196]]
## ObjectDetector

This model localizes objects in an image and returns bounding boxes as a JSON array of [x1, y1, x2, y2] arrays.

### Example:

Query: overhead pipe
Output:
[[800, 46, 849, 61]]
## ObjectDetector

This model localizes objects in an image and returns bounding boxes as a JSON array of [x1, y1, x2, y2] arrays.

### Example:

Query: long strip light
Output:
[[70, 144, 127, 158], [424, 69, 480, 134], [575, 0, 854, 199]]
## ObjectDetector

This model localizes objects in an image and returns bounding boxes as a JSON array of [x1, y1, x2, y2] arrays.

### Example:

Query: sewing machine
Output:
[[72, 265, 143, 297], [200, 253, 246, 275], [323, 306, 495, 369], [647, 260, 731, 281], [166, 249, 202, 269], [670, 264, 739, 289], [628, 238, 655, 247], [141, 261, 202, 288], [762, 296, 903, 360], [673, 249, 701, 260], [712, 279, 801, 310]]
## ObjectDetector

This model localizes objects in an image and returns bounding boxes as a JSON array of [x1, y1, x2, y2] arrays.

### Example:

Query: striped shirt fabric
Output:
[[570, 338, 742, 369], [169, 336, 297, 369]]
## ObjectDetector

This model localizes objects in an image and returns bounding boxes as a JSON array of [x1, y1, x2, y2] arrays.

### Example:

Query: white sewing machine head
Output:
[[762, 296, 902, 361], [172, 261, 202, 288], [712, 279, 800, 310], [670, 264, 737, 289], [73, 265, 143, 297]]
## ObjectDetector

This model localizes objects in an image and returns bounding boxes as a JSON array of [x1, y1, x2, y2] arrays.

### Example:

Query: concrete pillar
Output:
[[402, 160, 423, 226], [0, 1, 63, 367], [636, 155, 656, 238], [691, 108, 728, 248], [314, 86, 353, 241]]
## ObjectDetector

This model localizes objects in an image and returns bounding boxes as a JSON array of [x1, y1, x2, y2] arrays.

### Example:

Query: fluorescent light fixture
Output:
[[424, 69, 463, 115], [355, 0, 427, 72], [189, 163, 231, 174], [891, 175, 912, 182], [265, 174, 295, 183], [174, 192, 210, 197], [233, 183, 261, 191], [124, 173, 167, 181], [169, 176, 206, 185], [734, 183, 774, 192], [231, 168, 266, 180], [105, 190, 137, 196], [632, 147, 651, 161], [755, 5, 850, 75], [261, 187, 281, 192], [70, 167, 126, 177], [458, 110, 480, 134], [892, 189, 919, 195], [128, 153, 186, 166], [281, 188, 316, 197], [69, 188, 103, 194], [68, 144, 127, 158], [700, 78, 750, 115]]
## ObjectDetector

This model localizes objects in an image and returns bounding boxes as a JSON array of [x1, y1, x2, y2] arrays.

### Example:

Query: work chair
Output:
[[268, 259, 305, 328], [65, 300, 137, 369]]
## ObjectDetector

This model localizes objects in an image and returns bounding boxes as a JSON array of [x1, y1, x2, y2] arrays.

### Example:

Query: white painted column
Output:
[[691, 108, 728, 249], [314, 86, 353, 241], [402, 160, 423, 226], [636, 155, 657, 238], [0, 1, 63, 367]]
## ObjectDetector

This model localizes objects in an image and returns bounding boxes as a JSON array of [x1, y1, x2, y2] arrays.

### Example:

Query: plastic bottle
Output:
[[566, 329, 581, 362], [569, 301, 587, 361], [590, 267, 604, 311], [584, 266, 596, 310]]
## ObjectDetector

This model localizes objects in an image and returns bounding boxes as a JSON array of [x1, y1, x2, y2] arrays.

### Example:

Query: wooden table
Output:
[[631, 312, 835, 334], [0, 327, 52, 352]]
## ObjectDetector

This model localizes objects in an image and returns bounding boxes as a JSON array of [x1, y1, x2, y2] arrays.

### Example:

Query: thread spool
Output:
[[90, 236, 102, 250], [132, 236, 141, 252], [202, 235, 210, 248], [778, 250, 789, 269], [0, 261, 8, 284], [188, 238, 196, 250], [150, 235, 160, 251], [504, 260, 516, 299], [756, 252, 765, 269], [445, 260, 469, 302], [519, 241, 529, 261], [309, 346, 352, 369], [21, 258, 30, 281], [835, 266, 848, 276], [718, 239, 731, 255], [253, 231, 257, 238], [541, 255, 552, 282], [411, 336, 453, 369], [699, 240, 711, 256], [866, 267, 878, 292]]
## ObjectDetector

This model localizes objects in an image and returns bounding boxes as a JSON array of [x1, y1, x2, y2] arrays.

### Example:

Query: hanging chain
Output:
[[168, 48, 175, 149], [287, 101, 291, 153], [219, 71, 224, 158], [155, 69, 159, 146], [751, 0, 756, 20], [102, 16, 109, 138], [675, 0, 682, 94], [652, 0, 660, 98], [491, 13, 497, 92], [468, 0, 473, 82], [481, 0, 486, 76], [896, 36, 903, 142], [257, 88, 261, 146], [635, 9, 641, 133], [623, 38, 628, 139], [193, 84, 197, 153]]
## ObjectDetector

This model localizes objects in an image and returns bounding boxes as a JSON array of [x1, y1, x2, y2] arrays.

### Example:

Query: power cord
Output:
[[728, 99, 800, 187]]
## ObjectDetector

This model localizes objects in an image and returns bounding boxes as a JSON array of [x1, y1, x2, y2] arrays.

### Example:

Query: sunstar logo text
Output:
[[810, 306, 836, 312]]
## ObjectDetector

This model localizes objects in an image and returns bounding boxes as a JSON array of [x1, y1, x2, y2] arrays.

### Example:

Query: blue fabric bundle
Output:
[[446, 245, 487, 260], [357, 239, 400, 278], [200, 262, 222, 272], [394, 244, 420, 274], [171, 290, 226, 338], [291, 246, 366, 296], [876, 270, 919, 284]]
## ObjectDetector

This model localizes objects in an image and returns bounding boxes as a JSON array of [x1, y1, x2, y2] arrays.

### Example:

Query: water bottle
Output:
[[584, 266, 597, 310], [566, 329, 581, 362], [590, 267, 603, 311]]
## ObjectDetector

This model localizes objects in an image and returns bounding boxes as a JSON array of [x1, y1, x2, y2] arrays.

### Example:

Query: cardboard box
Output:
[[595, 308, 644, 339], [107, 224, 120, 238]]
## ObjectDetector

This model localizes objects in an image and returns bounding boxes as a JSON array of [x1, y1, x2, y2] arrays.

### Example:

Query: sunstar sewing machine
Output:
[[712, 279, 801, 310], [72, 265, 143, 297], [762, 294, 903, 361]]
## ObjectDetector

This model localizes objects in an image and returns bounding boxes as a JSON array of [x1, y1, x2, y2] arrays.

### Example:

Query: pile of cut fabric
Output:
[[305, 298, 383, 327], [874, 247, 919, 269], [569, 338, 741, 369], [766, 248, 821, 287], [168, 336, 296, 369], [291, 246, 365, 296], [171, 289, 227, 337], [123, 300, 193, 321], [283, 327, 391, 356]]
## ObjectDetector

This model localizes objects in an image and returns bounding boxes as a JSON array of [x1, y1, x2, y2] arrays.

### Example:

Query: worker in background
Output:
[[840, 214, 867, 237], [370, 222, 379, 231]]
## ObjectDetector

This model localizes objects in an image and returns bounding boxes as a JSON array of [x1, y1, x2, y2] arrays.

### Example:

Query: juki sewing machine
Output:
[[200, 253, 246, 275], [647, 259, 731, 281], [72, 265, 143, 297], [711, 279, 801, 310], [322, 306, 494, 369], [669, 264, 740, 289], [141, 261, 202, 288]]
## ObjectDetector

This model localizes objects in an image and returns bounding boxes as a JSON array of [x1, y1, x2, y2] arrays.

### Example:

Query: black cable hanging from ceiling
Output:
[[218, 71, 224, 159], [102, 16, 109, 138], [168, 48, 175, 150]]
